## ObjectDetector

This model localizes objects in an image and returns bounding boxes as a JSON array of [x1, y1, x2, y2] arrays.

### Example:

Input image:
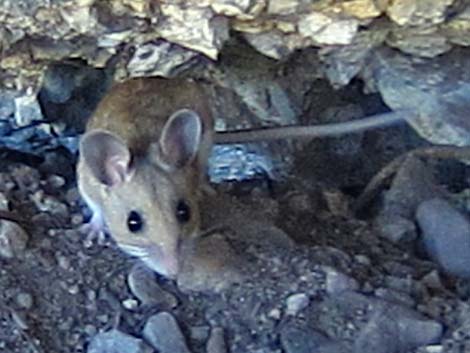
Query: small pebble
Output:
[[11, 165, 40, 192], [122, 298, 139, 310], [46, 174, 66, 189], [143, 312, 191, 353], [207, 327, 227, 353], [354, 254, 371, 266], [57, 254, 71, 270], [268, 308, 281, 320], [0, 221, 29, 259], [71, 213, 84, 226], [323, 266, 359, 295], [16, 292, 33, 309], [87, 329, 152, 353], [285, 293, 309, 316], [68, 284, 79, 295], [421, 345, 443, 353], [65, 187, 81, 206], [86, 290, 97, 301]]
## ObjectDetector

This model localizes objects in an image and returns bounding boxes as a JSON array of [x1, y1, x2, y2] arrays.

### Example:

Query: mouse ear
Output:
[[79, 130, 133, 186], [158, 109, 203, 169]]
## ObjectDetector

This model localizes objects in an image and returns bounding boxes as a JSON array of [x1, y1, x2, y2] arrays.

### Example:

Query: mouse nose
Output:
[[161, 254, 179, 278]]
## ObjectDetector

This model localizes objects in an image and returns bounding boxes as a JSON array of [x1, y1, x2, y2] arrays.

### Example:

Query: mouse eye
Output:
[[127, 210, 144, 233], [175, 199, 191, 224]]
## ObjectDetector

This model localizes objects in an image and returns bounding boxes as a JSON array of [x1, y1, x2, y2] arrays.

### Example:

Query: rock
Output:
[[386, 0, 453, 26], [322, 266, 359, 295], [15, 292, 33, 310], [375, 156, 440, 243], [376, 216, 417, 243], [87, 329, 153, 353], [312, 291, 443, 353], [298, 12, 359, 45], [127, 263, 178, 307], [14, 92, 43, 126], [206, 327, 227, 353], [158, 4, 229, 60], [280, 325, 350, 353], [11, 165, 40, 192], [0, 220, 29, 259], [127, 41, 198, 78], [416, 198, 470, 278], [143, 312, 191, 353], [371, 47, 470, 148], [285, 293, 309, 316]]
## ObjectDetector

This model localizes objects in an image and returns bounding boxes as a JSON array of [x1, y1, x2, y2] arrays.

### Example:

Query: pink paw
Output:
[[79, 213, 107, 247]]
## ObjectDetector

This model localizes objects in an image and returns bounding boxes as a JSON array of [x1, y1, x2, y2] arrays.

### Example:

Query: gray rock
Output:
[[143, 312, 191, 353], [15, 292, 33, 309], [87, 329, 153, 353], [371, 47, 470, 148], [416, 198, 470, 278], [375, 156, 440, 243], [14, 93, 43, 126], [128, 263, 177, 307], [377, 216, 417, 243], [285, 293, 309, 316], [311, 291, 442, 353], [206, 327, 227, 353], [322, 266, 359, 295], [0, 220, 29, 259], [281, 325, 350, 353]]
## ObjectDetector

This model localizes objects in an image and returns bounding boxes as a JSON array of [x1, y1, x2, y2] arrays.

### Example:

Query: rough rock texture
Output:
[[1, 0, 470, 156]]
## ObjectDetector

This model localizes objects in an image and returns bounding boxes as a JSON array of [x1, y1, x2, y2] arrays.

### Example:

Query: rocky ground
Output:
[[0, 3, 469, 349], [0, 92, 468, 353]]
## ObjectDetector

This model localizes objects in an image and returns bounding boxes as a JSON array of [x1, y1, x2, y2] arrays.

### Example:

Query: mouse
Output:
[[77, 76, 414, 278], [77, 77, 214, 278]]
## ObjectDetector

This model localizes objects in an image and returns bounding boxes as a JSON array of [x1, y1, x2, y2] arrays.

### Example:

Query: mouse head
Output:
[[79, 109, 207, 278]]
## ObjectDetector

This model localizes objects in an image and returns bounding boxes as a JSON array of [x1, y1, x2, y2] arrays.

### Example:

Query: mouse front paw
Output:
[[79, 213, 107, 247]]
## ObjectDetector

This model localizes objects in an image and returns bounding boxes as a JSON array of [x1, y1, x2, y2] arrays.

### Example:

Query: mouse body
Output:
[[77, 77, 214, 278], [77, 76, 413, 279]]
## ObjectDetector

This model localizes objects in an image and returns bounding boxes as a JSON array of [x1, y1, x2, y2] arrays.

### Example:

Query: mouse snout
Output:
[[140, 242, 180, 278], [159, 252, 179, 278]]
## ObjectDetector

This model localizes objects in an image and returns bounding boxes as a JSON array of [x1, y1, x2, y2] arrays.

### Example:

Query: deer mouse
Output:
[[77, 76, 413, 278], [77, 77, 213, 278]]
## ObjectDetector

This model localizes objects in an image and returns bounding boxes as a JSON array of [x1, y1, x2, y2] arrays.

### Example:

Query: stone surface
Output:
[[206, 327, 227, 353], [0, 220, 29, 259], [143, 312, 191, 353], [322, 266, 360, 295], [311, 291, 443, 353], [87, 329, 153, 353], [375, 156, 440, 243], [285, 293, 309, 316], [416, 198, 470, 279], [281, 324, 347, 353], [370, 47, 470, 148], [386, 0, 454, 26]]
